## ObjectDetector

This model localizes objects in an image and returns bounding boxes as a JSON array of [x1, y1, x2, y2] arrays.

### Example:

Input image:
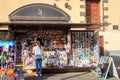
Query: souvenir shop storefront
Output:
[[8, 23, 99, 71], [0, 3, 100, 71]]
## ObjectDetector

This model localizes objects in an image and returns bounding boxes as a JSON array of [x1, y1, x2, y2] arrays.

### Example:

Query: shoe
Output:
[[35, 74, 38, 76], [40, 74, 42, 77]]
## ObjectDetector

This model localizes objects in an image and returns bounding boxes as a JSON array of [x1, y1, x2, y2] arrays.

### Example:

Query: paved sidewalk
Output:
[[24, 72, 117, 80], [22, 64, 120, 80]]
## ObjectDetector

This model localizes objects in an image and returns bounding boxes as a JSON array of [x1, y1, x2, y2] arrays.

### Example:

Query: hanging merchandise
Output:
[[0, 40, 21, 79], [0, 40, 16, 69], [18, 30, 69, 69], [71, 31, 99, 67]]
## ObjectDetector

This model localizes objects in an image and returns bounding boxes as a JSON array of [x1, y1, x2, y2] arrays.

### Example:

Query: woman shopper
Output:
[[32, 38, 44, 76]]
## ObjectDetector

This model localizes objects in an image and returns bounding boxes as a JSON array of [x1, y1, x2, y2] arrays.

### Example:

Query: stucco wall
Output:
[[103, 0, 120, 30], [99, 31, 120, 56], [0, 0, 86, 23]]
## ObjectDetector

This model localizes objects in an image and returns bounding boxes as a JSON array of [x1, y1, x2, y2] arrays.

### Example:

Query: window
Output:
[[104, 7, 108, 11], [103, 0, 108, 3], [80, 12, 85, 16], [104, 15, 109, 19], [104, 21, 108, 24], [113, 25, 119, 30], [80, 5, 85, 8], [80, 21, 85, 23]]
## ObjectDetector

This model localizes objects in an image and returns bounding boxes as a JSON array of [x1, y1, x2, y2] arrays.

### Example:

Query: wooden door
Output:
[[99, 36, 104, 56]]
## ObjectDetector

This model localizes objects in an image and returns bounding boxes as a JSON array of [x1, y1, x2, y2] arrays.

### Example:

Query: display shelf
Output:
[[18, 30, 69, 69], [71, 31, 98, 67], [9, 29, 69, 69]]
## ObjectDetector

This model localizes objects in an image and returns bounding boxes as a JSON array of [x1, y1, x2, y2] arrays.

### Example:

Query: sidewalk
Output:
[[18, 64, 120, 80], [23, 72, 117, 80]]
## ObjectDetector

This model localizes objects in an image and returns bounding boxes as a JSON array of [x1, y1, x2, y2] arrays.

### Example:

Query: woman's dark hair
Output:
[[36, 38, 44, 46]]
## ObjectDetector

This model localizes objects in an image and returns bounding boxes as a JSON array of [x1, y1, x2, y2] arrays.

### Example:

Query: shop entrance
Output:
[[14, 32, 26, 64], [10, 25, 70, 69], [99, 36, 104, 56]]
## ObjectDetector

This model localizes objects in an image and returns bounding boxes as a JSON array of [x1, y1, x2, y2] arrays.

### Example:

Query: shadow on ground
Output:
[[24, 72, 89, 80], [24, 74, 55, 80], [60, 72, 88, 80]]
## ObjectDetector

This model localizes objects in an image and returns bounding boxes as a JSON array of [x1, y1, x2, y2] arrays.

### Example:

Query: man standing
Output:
[[32, 38, 44, 76]]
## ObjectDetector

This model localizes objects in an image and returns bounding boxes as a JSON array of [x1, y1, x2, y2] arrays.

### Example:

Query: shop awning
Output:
[[0, 22, 110, 28]]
